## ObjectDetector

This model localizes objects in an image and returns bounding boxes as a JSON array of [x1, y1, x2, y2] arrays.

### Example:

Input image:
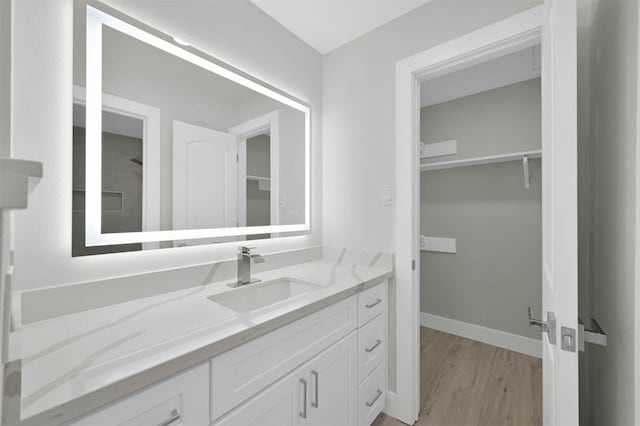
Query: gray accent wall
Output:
[[420, 80, 542, 340], [421, 78, 541, 162]]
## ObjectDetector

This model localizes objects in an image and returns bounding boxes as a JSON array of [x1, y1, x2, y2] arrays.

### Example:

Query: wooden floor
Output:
[[373, 327, 541, 426]]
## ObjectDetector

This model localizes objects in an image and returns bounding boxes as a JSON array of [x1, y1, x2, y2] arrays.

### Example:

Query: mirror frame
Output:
[[84, 5, 311, 247]]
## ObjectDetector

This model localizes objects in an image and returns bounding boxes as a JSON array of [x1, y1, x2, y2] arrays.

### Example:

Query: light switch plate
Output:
[[382, 185, 394, 206]]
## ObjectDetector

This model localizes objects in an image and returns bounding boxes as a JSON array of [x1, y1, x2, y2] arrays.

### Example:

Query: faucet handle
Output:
[[239, 246, 257, 254]]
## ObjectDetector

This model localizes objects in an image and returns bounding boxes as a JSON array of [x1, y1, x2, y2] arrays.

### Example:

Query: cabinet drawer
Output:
[[357, 282, 386, 327], [210, 296, 357, 420], [357, 314, 385, 382], [358, 363, 386, 426], [68, 363, 209, 426]]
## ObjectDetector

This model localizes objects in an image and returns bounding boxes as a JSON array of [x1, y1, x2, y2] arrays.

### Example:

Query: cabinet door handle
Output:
[[366, 298, 382, 309], [300, 378, 308, 419], [158, 409, 181, 426], [365, 390, 383, 407], [365, 339, 382, 353], [311, 370, 319, 408]]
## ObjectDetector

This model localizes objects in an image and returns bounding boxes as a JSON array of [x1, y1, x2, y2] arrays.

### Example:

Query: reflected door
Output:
[[173, 120, 238, 244]]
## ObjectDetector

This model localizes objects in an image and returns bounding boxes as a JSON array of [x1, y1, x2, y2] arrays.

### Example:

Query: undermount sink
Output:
[[208, 277, 322, 313]]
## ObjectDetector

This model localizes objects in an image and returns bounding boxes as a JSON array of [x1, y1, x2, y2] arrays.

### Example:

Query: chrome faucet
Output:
[[231, 246, 265, 287]]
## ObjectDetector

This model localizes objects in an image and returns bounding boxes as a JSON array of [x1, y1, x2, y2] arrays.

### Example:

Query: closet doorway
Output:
[[417, 44, 543, 425], [391, 3, 580, 425]]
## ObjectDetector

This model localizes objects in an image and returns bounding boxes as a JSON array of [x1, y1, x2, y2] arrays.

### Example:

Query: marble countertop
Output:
[[11, 249, 392, 425]]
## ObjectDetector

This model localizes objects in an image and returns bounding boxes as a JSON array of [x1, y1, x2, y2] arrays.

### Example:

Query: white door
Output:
[[541, 0, 578, 424], [215, 364, 307, 426], [308, 334, 358, 426], [172, 120, 238, 244]]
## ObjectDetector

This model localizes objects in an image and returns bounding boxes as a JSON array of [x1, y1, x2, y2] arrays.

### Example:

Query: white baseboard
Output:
[[420, 312, 541, 359]]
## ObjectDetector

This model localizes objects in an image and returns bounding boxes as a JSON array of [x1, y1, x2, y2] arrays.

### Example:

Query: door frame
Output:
[[228, 110, 280, 232], [392, 6, 543, 423], [73, 84, 161, 250]]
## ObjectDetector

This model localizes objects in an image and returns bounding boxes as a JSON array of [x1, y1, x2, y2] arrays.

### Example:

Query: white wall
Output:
[[586, 0, 638, 424], [0, 0, 10, 417], [11, 0, 323, 290], [0, 0, 8, 160], [322, 0, 542, 253]]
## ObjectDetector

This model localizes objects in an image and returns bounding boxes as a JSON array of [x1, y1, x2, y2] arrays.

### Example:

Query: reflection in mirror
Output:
[[72, 3, 310, 255], [246, 132, 271, 241], [72, 104, 146, 256]]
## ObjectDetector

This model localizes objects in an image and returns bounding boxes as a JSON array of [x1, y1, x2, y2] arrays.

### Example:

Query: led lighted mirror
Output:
[[72, 3, 310, 256]]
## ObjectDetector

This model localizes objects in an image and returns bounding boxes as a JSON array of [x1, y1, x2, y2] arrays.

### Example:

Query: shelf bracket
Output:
[[522, 155, 530, 189]]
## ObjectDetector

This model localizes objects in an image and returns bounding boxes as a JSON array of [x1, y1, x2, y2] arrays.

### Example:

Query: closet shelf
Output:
[[420, 150, 541, 172], [246, 175, 270, 182], [247, 175, 270, 192]]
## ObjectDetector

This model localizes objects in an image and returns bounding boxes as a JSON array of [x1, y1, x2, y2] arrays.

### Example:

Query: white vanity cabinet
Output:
[[65, 281, 388, 426], [215, 281, 389, 426], [215, 333, 358, 426]]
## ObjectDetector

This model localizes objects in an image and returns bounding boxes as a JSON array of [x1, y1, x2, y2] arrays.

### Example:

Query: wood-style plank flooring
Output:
[[373, 327, 541, 426]]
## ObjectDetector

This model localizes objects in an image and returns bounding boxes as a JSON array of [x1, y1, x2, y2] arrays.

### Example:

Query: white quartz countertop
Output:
[[13, 251, 392, 425]]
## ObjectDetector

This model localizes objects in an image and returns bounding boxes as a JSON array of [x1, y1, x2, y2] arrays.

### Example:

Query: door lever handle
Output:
[[528, 307, 548, 331], [578, 317, 607, 351], [527, 307, 556, 345]]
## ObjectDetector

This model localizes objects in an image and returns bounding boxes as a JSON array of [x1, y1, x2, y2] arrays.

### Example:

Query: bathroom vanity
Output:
[[11, 250, 391, 426], [70, 282, 387, 426]]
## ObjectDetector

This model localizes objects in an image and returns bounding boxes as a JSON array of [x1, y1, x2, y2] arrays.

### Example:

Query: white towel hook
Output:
[[522, 155, 530, 189]]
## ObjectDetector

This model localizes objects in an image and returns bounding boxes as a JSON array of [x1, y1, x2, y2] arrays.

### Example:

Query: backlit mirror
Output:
[[72, 3, 310, 256]]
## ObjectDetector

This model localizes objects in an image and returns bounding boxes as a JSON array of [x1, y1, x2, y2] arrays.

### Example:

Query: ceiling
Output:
[[250, 0, 430, 54], [420, 45, 541, 107]]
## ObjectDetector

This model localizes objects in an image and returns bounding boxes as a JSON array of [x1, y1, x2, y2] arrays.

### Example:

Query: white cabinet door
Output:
[[308, 333, 358, 426], [214, 364, 307, 426]]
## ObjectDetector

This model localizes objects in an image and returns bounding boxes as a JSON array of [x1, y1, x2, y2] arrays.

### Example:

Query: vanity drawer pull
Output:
[[365, 339, 382, 353], [158, 409, 181, 426], [365, 298, 382, 309], [300, 378, 308, 419], [365, 390, 383, 407], [311, 370, 319, 408]]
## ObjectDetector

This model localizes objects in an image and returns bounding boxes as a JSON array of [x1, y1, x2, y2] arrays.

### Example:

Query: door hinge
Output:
[[236, 153, 239, 162], [411, 260, 416, 271]]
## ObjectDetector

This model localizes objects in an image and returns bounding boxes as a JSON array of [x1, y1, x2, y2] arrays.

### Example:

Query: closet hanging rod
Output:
[[420, 150, 541, 172]]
